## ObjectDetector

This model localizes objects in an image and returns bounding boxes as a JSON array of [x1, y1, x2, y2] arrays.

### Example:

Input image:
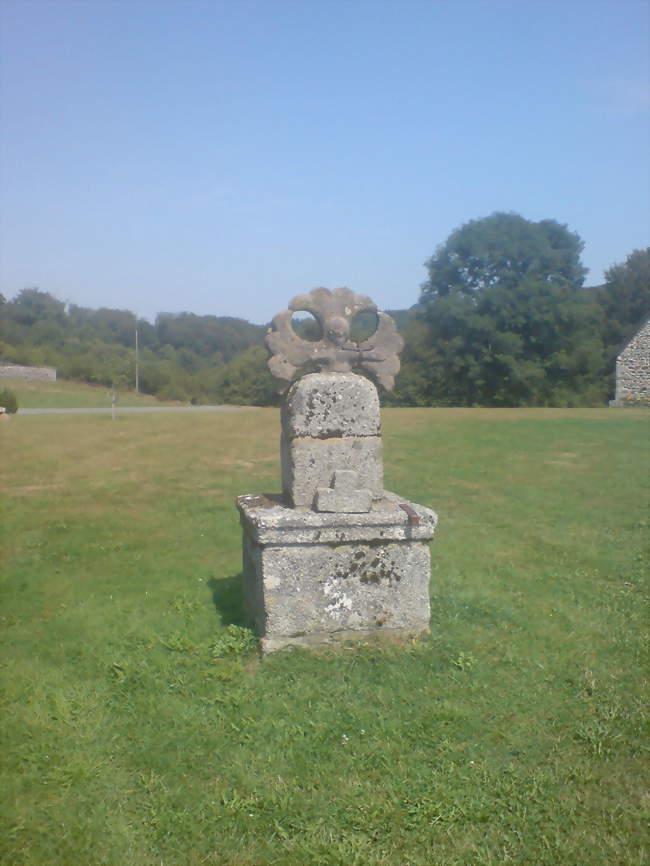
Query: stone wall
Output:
[[613, 317, 650, 405], [0, 364, 57, 382]]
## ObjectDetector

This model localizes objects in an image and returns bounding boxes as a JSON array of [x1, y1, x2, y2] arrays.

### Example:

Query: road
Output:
[[18, 405, 258, 415]]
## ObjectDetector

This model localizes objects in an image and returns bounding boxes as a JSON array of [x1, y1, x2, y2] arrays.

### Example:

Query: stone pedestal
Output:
[[237, 492, 437, 652]]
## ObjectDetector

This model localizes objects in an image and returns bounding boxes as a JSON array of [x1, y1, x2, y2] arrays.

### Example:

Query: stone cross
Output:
[[267, 287, 402, 513], [266, 286, 404, 390], [236, 287, 437, 651]]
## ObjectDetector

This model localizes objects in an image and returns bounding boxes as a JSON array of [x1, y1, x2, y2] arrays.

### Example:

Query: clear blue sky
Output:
[[1, 0, 648, 324]]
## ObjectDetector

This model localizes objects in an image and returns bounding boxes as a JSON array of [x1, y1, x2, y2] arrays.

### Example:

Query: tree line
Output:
[[0, 294, 277, 404], [1, 212, 648, 407]]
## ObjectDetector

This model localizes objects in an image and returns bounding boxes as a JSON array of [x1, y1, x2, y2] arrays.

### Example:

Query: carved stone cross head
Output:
[[265, 287, 404, 390]]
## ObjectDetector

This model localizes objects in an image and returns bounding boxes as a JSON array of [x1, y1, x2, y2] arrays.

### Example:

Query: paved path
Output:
[[19, 405, 257, 416]]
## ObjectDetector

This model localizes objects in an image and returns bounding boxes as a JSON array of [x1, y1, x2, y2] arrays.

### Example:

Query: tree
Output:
[[417, 213, 605, 406], [383, 316, 435, 407], [154, 312, 264, 362], [593, 247, 650, 399], [421, 212, 587, 302], [596, 248, 650, 349], [7, 288, 66, 327], [212, 346, 278, 406], [2, 289, 69, 352]]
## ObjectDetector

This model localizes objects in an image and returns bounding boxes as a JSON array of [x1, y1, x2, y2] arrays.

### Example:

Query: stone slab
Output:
[[237, 491, 437, 545], [281, 436, 383, 509], [282, 372, 381, 439]]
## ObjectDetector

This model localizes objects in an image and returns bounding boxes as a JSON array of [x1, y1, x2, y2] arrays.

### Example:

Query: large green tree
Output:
[[594, 247, 650, 399], [596, 248, 650, 348], [421, 212, 587, 302], [416, 213, 605, 406]]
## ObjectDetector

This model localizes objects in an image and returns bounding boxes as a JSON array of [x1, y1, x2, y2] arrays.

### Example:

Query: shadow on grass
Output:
[[207, 574, 247, 627]]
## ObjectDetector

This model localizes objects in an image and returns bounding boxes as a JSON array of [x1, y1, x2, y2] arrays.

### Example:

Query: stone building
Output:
[[612, 316, 650, 405]]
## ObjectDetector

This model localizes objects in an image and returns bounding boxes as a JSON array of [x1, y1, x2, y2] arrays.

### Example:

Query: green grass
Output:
[[1, 408, 648, 865], [1, 376, 179, 409]]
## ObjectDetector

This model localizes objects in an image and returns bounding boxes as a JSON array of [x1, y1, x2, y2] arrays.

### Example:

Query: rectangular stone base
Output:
[[237, 492, 437, 652]]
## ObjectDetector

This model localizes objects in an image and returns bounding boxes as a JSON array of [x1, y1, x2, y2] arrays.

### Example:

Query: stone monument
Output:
[[236, 287, 438, 652]]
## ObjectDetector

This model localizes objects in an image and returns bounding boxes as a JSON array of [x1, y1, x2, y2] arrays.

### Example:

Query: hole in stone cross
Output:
[[291, 310, 322, 342], [349, 309, 379, 343]]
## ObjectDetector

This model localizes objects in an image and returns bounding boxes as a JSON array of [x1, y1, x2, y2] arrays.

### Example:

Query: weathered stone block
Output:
[[280, 372, 383, 508], [281, 436, 383, 509], [237, 493, 437, 652], [282, 372, 380, 439]]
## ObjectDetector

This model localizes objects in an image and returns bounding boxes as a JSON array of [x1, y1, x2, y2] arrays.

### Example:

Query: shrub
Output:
[[0, 388, 18, 414], [210, 625, 257, 657]]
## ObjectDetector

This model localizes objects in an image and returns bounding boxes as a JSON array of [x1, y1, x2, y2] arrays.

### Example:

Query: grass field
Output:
[[1, 408, 648, 865], [0, 376, 177, 409]]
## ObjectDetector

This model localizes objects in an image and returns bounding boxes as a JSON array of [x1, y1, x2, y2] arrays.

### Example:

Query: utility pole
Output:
[[135, 327, 139, 393]]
